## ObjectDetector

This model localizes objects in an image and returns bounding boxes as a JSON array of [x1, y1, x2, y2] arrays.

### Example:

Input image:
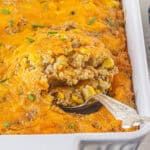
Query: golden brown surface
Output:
[[0, 0, 136, 134]]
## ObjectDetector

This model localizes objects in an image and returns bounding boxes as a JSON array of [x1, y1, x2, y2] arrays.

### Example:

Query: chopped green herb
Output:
[[9, 19, 14, 26], [105, 18, 114, 26], [40, 0, 48, 3], [32, 23, 45, 28], [2, 9, 10, 15], [18, 90, 23, 95], [28, 94, 36, 102], [44, 5, 49, 11], [0, 78, 8, 84], [4, 122, 10, 128], [26, 37, 35, 43], [0, 42, 3, 47], [60, 37, 67, 41], [60, 36, 67, 41], [68, 123, 75, 129], [88, 17, 97, 25], [48, 31, 58, 35]]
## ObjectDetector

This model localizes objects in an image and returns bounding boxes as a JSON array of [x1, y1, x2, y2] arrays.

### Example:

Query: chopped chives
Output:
[[4, 122, 10, 128], [18, 89, 23, 95], [44, 5, 49, 11], [60, 36, 67, 41], [40, 0, 48, 3], [68, 123, 75, 129], [88, 17, 97, 25], [2, 9, 10, 15], [105, 18, 114, 26], [28, 94, 36, 102], [0, 78, 8, 84], [48, 31, 58, 35], [0, 42, 3, 47], [32, 23, 45, 28], [9, 19, 14, 26], [26, 37, 35, 43]]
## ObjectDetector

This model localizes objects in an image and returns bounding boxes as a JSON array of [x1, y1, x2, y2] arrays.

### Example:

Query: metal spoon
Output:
[[59, 94, 150, 128]]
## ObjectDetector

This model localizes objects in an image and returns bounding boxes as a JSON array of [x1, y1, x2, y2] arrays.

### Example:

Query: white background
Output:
[[139, 0, 150, 149]]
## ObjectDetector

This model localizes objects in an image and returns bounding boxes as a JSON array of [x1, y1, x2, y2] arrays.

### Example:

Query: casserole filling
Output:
[[0, 0, 136, 133]]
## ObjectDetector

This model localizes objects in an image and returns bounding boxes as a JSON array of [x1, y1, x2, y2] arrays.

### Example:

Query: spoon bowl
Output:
[[60, 101, 102, 114], [58, 94, 150, 128]]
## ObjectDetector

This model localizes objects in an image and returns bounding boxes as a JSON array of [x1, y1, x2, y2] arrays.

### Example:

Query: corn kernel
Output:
[[99, 79, 111, 90], [102, 58, 114, 69], [104, 0, 118, 8], [82, 85, 96, 99], [80, 47, 91, 54], [54, 55, 68, 70], [72, 95, 83, 104], [96, 89, 102, 94], [57, 92, 65, 99]]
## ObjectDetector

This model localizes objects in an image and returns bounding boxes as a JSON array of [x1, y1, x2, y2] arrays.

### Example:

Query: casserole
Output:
[[0, 0, 135, 133], [0, 0, 150, 150]]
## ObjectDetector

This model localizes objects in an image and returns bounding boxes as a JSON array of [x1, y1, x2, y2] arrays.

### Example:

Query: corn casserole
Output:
[[0, 0, 137, 134]]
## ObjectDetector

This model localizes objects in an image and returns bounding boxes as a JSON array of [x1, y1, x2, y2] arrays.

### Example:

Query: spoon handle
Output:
[[94, 94, 150, 128]]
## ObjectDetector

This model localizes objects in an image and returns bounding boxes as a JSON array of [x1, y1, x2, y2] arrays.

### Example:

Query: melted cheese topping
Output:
[[0, 0, 137, 134]]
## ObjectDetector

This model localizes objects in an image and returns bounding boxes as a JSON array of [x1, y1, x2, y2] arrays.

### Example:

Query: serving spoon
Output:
[[59, 94, 150, 128]]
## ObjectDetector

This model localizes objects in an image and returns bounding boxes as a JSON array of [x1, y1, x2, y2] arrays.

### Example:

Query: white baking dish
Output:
[[0, 0, 150, 150]]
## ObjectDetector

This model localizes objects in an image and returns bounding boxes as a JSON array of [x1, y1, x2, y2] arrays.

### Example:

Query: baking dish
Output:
[[0, 0, 150, 149]]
